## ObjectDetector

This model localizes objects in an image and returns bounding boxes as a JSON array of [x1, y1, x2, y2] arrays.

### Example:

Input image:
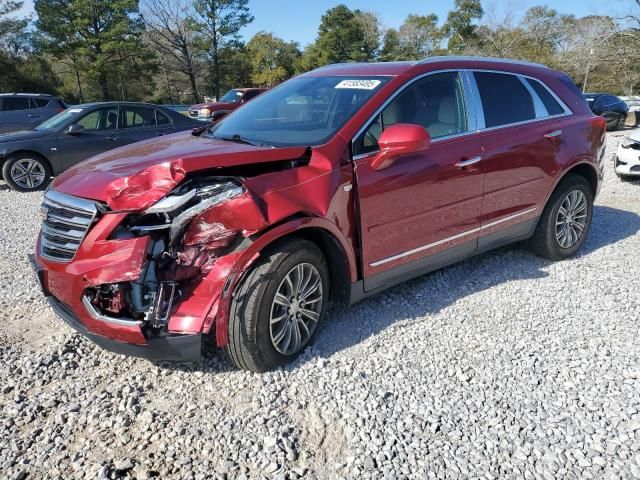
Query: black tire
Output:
[[225, 238, 329, 372], [614, 114, 626, 131], [528, 174, 594, 260], [2, 154, 51, 192]]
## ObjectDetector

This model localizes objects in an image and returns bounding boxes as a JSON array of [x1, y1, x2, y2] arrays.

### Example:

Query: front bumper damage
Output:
[[30, 254, 202, 362]]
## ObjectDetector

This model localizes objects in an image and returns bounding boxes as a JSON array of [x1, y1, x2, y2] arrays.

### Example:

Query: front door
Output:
[[353, 71, 485, 292], [56, 106, 121, 170]]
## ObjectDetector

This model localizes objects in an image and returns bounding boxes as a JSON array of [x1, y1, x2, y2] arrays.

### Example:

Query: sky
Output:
[[18, 0, 634, 47]]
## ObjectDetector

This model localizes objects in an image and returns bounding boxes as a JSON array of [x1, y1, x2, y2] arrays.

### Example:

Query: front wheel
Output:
[[225, 238, 329, 372], [528, 174, 593, 260], [2, 154, 51, 192]]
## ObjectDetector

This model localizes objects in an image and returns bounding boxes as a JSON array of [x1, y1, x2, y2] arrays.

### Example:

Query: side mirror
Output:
[[370, 124, 431, 171], [211, 110, 229, 123], [66, 123, 85, 135]]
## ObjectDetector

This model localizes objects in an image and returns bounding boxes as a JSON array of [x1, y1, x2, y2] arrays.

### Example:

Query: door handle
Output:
[[27, 114, 39, 118], [455, 156, 482, 168], [106, 136, 118, 141], [544, 129, 563, 139]]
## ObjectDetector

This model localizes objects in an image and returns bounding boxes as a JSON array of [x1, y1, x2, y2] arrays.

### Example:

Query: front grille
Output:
[[40, 190, 99, 262]]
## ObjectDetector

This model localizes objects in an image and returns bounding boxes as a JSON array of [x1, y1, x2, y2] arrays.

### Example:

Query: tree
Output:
[[305, 5, 376, 66], [379, 28, 401, 61], [442, 0, 483, 52], [194, 0, 253, 99], [246, 32, 300, 86], [397, 14, 442, 60], [35, 0, 148, 101], [142, 0, 205, 103], [0, 0, 29, 55]]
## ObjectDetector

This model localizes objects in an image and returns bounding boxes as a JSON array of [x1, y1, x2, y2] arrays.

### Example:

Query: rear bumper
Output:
[[30, 254, 202, 362]]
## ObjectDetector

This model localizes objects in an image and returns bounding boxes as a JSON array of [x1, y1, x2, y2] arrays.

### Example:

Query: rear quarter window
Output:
[[31, 98, 50, 108], [474, 72, 536, 128], [525, 79, 565, 116]]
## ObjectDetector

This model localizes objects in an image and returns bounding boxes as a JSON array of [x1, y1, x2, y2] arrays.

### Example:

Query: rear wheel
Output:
[[2, 154, 51, 192], [528, 174, 593, 260], [225, 238, 329, 372]]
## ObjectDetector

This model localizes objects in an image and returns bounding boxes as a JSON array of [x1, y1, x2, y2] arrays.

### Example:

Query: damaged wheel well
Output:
[[261, 228, 351, 306]]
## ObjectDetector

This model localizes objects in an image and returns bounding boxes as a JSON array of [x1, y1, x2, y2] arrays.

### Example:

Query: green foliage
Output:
[[246, 32, 300, 86], [301, 4, 378, 68], [443, 0, 483, 52], [35, 0, 149, 101], [193, 0, 253, 97]]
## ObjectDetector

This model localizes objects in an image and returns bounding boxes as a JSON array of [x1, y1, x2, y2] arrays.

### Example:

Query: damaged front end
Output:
[[86, 175, 259, 342]]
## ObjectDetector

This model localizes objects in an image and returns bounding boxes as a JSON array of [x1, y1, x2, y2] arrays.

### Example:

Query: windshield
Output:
[[35, 108, 84, 130], [206, 76, 388, 147], [220, 90, 243, 104]]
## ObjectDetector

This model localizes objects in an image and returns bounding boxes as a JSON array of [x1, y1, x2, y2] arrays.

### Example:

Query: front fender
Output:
[[167, 216, 358, 347]]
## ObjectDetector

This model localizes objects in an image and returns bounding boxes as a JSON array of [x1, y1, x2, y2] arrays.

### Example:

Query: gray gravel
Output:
[[1, 131, 640, 479]]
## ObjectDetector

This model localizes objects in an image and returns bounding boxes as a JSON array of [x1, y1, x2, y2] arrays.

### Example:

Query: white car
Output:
[[615, 130, 640, 179]]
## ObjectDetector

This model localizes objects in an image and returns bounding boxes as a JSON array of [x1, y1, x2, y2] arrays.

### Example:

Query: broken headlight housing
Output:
[[126, 178, 244, 246]]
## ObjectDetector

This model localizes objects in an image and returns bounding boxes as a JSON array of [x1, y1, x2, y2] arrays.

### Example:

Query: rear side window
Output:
[[474, 72, 535, 128], [2, 97, 30, 112], [121, 106, 157, 128], [525, 79, 565, 116], [31, 98, 50, 108], [156, 110, 171, 126]]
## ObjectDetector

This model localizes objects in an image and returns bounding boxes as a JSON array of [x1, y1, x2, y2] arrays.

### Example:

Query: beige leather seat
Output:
[[426, 97, 459, 138]]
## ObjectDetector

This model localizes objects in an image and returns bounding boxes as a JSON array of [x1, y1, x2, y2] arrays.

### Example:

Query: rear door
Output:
[[119, 105, 164, 145], [56, 106, 121, 169], [353, 71, 485, 291], [470, 71, 571, 250]]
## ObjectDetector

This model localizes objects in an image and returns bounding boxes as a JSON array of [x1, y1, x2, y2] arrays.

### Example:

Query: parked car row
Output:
[[28, 56, 608, 371], [188, 88, 267, 121]]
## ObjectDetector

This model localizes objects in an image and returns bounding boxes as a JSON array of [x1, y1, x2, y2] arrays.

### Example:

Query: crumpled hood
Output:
[[0, 129, 52, 144], [52, 131, 309, 211]]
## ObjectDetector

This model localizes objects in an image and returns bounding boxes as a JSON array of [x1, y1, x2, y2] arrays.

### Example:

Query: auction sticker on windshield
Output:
[[335, 79, 382, 90]]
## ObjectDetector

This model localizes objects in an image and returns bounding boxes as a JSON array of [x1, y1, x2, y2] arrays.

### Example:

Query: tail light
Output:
[[590, 115, 606, 132]]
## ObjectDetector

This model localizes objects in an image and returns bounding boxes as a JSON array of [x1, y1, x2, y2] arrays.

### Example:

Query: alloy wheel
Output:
[[10, 159, 46, 190], [555, 189, 588, 249], [269, 262, 323, 355]]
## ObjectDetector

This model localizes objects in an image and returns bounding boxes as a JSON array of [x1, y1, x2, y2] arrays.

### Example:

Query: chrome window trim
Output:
[[518, 75, 547, 118], [524, 76, 572, 115], [369, 207, 538, 267], [461, 70, 485, 130]]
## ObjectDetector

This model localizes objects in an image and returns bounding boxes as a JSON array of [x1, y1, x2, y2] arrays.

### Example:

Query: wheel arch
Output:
[[212, 216, 358, 347], [545, 160, 599, 206]]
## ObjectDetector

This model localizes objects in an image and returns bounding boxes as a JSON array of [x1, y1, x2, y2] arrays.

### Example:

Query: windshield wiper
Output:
[[217, 134, 271, 148]]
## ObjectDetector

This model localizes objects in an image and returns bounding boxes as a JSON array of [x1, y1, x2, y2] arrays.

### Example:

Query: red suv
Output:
[[188, 88, 267, 121], [31, 57, 606, 372]]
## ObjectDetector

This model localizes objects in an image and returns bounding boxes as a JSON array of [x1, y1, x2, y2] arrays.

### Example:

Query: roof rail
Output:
[[0, 92, 53, 96], [415, 55, 548, 69]]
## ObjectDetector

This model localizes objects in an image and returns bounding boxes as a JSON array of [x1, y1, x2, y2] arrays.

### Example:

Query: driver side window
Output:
[[354, 71, 467, 156]]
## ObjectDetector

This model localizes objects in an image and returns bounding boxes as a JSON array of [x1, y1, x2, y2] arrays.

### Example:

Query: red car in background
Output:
[[31, 57, 606, 372], [188, 88, 267, 121]]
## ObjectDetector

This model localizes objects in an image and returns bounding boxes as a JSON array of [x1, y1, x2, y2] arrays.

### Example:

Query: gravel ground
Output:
[[1, 131, 639, 480]]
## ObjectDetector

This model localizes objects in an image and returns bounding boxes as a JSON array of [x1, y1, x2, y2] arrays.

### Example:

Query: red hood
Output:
[[52, 131, 308, 211], [190, 102, 236, 111]]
